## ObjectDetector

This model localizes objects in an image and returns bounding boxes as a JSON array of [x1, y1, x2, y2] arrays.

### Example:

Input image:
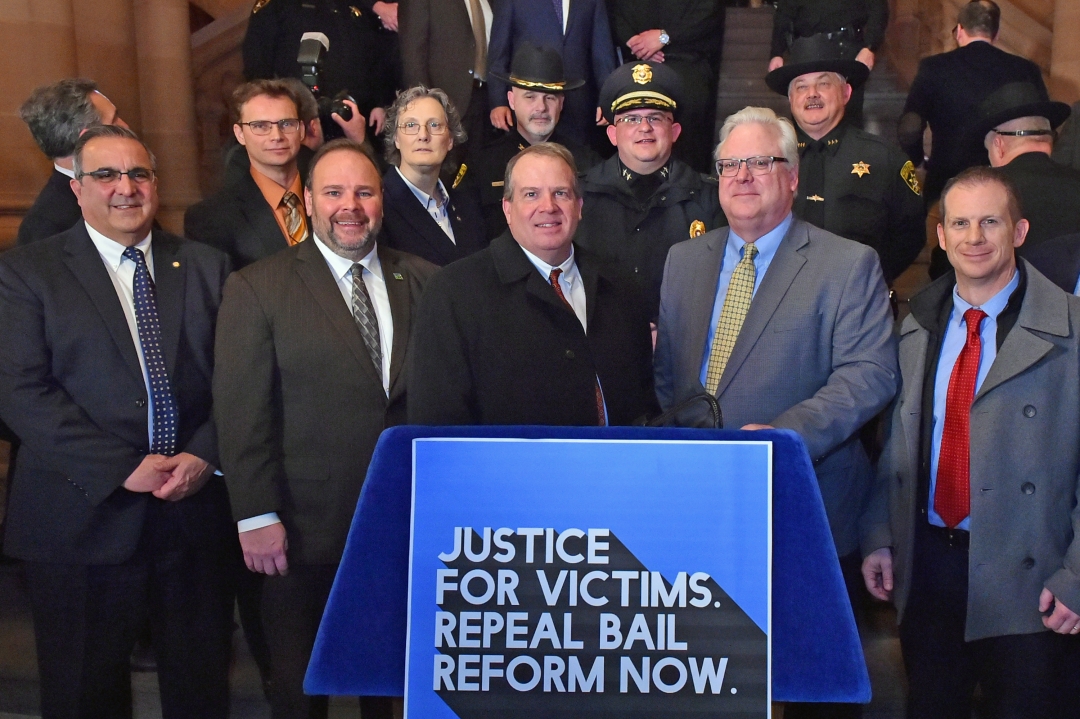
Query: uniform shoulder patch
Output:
[[689, 220, 706, 238], [453, 163, 468, 190], [251, 0, 270, 13], [900, 160, 922, 196]]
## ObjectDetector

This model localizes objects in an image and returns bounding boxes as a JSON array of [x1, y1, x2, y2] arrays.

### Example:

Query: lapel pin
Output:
[[172, 261, 180, 268], [393, 272, 404, 280]]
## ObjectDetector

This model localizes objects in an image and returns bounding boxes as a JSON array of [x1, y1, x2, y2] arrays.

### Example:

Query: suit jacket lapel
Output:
[[149, 232, 185, 376], [63, 225, 144, 386], [294, 240, 383, 387], [380, 246, 412, 396], [717, 221, 808, 395], [580, 254, 599, 330], [386, 170, 457, 264], [491, 233, 575, 318], [237, 173, 290, 258], [898, 316, 928, 473], [684, 229, 728, 388]]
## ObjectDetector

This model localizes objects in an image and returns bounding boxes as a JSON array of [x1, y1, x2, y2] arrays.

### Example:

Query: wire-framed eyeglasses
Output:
[[715, 156, 789, 177], [398, 120, 448, 135], [238, 119, 302, 135], [77, 167, 156, 184]]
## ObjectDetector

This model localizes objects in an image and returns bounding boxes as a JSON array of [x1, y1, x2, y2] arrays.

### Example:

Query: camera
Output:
[[297, 32, 355, 138]]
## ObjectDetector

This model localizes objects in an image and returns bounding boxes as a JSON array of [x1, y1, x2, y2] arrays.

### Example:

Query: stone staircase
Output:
[[717, 7, 909, 142]]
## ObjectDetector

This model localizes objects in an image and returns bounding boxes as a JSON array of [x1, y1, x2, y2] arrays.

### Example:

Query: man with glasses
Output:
[[468, 42, 600, 241], [766, 35, 925, 285], [578, 60, 723, 321], [185, 79, 313, 269], [655, 109, 897, 683], [0, 124, 235, 718]]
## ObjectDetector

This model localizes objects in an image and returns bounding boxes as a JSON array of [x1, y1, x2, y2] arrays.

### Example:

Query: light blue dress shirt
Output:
[[928, 269, 1020, 529], [698, 213, 793, 385]]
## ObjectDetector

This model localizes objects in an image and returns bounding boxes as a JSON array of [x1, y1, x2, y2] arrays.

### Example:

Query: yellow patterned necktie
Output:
[[704, 242, 759, 394], [282, 191, 308, 245]]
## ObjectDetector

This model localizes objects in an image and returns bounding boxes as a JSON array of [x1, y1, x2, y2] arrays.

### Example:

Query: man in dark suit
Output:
[[0, 125, 234, 718], [379, 86, 487, 266], [408, 142, 656, 426], [862, 167, 1080, 718], [400, 0, 494, 151], [17, 78, 129, 245], [976, 83, 1080, 254], [487, 0, 617, 147], [1022, 232, 1080, 294], [900, 0, 1047, 205], [185, 79, 311, 269], [215, 139, 437, 718], [467, 42, 601, 240]]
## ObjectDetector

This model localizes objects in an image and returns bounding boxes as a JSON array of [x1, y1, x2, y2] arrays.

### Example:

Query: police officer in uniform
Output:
[[769, 0, 887, 128], [767, 35, 925, 285], [578, 60, 723, 320], [241, 0, 395, 136], [464, 43, 601, 241]]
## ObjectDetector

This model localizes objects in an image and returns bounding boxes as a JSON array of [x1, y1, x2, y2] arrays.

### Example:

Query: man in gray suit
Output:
[[656, 105, 897, 561], [861, 167, 1080, 718]]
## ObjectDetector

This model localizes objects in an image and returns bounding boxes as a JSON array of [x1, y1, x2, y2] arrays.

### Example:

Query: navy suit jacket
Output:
[[0, 224, 234, 564], [379, 168, 488, 267], [487, 0, 617, 145]]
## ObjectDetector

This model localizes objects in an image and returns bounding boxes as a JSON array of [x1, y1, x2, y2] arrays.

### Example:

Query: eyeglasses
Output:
[[715, 156, 789, 177], [615, 114, 672, 127], [77, 167, 155, 184], [398, 120, 448, 135], [238, 119, 302, 135]]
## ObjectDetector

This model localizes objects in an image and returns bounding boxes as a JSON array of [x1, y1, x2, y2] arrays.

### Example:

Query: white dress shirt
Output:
[[54, 163, 75, 179], [462, 0, 494, 42], [396, 168, 456, 243], [85, 222, 156, 443], [239, 235, 396, 533], [520, 245, 587, 331]]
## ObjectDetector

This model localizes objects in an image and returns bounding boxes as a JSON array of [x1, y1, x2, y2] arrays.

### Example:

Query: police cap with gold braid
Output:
[[599, 60, 684, 124]]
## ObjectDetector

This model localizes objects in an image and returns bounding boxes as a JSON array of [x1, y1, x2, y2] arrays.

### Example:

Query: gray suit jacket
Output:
[[655, 218, 899, 556], [864, 261, 1080, 641]]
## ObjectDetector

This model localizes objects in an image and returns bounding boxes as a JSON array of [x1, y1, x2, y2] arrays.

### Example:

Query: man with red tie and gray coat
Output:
[[862, 166, 1080, 718]]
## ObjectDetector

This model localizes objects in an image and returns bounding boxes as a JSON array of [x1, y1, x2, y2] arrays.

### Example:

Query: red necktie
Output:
[[935, 308, 988, 528], [549, 269, 606, 426]]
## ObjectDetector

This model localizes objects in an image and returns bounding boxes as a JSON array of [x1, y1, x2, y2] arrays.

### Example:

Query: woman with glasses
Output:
[[379, 86, 488, 266]]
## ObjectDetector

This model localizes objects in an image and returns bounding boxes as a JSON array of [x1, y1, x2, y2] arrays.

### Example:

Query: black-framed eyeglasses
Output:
[[615, 114, 672, 127], [238, 119, 302, 135], [77, 167, 156, 184], [398, 120, 448, 135], [715, 156, 789, 177], [992, 129, 1054, 137]]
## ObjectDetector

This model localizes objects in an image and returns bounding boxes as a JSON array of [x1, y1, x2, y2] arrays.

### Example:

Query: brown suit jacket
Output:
[[400, 0, 484, 117], [214, 238, 437, 565]]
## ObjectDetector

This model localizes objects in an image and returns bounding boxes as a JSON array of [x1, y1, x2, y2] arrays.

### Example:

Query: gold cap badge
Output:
[[632, 64, 653, 85], [689, 220, 706, 238]]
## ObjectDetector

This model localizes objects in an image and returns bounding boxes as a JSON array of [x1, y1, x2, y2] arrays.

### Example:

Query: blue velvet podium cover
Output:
[[305, 426, 870, 705]]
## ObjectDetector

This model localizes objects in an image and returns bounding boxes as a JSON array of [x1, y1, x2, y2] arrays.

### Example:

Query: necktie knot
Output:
[[549, 268, 563, 284], [123, 246, 146, 266], [963, 308, 987, 340], [282, 191, 300, 210], [743, 243, 759, 262]]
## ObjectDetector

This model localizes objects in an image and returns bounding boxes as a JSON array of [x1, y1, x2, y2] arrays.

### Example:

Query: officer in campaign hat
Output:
[[767, 34, 925, 285], [578, 60, 723, 320], [462, 42, 601, 241]]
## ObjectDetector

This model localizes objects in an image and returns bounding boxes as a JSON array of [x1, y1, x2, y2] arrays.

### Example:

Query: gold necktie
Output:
[[469, 0, 488, 80], [282, 191, 308, 245], [704, 243, 758, 394]]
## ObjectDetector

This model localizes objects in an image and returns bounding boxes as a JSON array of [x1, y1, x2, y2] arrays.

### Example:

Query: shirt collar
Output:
[[85, 221, 152, 272], [250, 165, 301, 209], [395, 167, 449, 211], [797, 120, 848, 154], [619, 159, 671, 185], [952, 268, 1020, 321], [54, 163, 76, 179], [727, 212, 793, 263], [519, 244, 579, 284], [312, 233, 382, 282]]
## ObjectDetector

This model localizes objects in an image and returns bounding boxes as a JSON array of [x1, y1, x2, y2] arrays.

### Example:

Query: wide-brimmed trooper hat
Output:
[[489, 42, 585, 93], [765, 34, 870, 96]]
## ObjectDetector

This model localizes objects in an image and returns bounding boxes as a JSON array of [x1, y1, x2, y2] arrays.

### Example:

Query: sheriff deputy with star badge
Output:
[[767, 35, 926, 285], [577, 60, 724, 321]]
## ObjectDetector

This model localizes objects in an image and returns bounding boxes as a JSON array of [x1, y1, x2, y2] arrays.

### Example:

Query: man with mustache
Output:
[[214, 138, 436, 718], [408, 142, 656, 426], [767, 35, 926, 285], [467, 42, 600, 241]]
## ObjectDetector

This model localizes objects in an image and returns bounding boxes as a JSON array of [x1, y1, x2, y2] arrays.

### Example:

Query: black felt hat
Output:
[[598, 60, 684, 124], [971, 81, 1071, 141], [489, 42, 584, 93], [765, 34, 870, 96]]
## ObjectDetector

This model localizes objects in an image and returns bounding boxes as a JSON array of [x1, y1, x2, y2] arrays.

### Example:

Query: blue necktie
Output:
[[123, 246, 179, 456]]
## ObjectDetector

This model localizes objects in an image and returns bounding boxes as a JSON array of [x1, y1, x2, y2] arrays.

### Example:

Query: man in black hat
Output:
[[464, 42, 601, 240], [577, 60, 723, 321], [768, 0, 887, 128], [767, 35, 925, 285]]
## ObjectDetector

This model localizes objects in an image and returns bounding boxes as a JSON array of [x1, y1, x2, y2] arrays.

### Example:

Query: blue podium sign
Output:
[[404, 438, 773, 718]]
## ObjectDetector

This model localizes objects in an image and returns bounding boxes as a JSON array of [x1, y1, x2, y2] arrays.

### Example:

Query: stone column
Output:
[[133, 0, 203, 233], [0, 0, 78, 248], [71, 0, 142, 131], [1050, 0, 1080, 103]]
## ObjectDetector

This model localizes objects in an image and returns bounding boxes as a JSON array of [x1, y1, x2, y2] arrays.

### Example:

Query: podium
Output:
[[304, 426, 870, 705]]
